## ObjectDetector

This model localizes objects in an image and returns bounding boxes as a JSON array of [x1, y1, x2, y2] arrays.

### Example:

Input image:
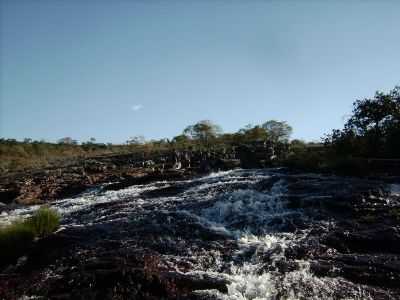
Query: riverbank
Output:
[[2, 148, 399, 208], [0, 151, 240, 206]]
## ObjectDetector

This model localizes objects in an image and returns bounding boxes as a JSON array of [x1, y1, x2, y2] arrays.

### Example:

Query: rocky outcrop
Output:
[[0, 151, 240, 205], [282, 174, 400, 297]]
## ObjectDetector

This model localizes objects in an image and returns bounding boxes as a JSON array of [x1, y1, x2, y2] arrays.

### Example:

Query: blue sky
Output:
[[1, 0, 399, 143]]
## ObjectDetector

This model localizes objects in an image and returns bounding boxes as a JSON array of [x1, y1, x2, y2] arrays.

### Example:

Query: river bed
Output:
[[1, 169, 399, 299]]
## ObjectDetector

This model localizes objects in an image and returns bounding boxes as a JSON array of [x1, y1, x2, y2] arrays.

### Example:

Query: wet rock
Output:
[[163, 272, 229, 294], [312, 254, 400, 289], [323, 226, 400, 254], [1, 169, 400, 299], [140, 184, 187, 198], [255, 176, 281, 192], [0, 188, 19, 204], [103, 170, 189, 192], [0, 150, 226, 206]]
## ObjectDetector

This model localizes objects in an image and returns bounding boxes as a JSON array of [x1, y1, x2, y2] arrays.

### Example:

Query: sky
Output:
[[1, 0, 399, 143]]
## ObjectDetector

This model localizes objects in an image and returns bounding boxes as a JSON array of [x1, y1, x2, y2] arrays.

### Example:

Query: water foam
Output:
[[0, 169, 387, 299], [187, 172, 376, 300]]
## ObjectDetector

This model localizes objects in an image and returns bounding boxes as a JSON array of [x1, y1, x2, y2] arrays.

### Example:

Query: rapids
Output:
[[1, 169, 399, 299]]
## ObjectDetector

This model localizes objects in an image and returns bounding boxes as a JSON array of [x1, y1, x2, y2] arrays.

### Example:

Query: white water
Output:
[[0, 169, 388, 299], [179, 171, 375, 299], [391, 184, 400, 196]]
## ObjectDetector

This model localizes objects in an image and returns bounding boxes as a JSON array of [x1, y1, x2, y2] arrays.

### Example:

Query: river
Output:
[[1, 169, 399, 299]]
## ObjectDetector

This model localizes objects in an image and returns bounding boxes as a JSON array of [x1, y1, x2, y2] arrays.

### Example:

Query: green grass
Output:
[[0, 207, 60, 266], [0, 221, 35, 265], [24, 207, 60, 238]]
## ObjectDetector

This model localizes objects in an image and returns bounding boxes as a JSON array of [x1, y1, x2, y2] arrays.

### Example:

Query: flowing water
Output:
[[1, 169, 397, 299]]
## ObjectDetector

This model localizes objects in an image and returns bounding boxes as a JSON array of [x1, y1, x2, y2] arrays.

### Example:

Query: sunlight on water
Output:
[[185, 171, 376, 300], [0, 169, 388, 299]]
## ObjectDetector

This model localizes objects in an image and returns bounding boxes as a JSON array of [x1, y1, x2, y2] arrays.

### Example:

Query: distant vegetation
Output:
[[0, 137, 171, 172], [325, 86, 400, 159], [0, 119, 293, 172], [1, 86, 399, 174], [0, 207, 60, 266], [285, 86, 400, 174]]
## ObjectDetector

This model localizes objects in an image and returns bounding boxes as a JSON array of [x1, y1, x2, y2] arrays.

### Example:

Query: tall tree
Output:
[[262, 120, 293, 143], [346, 87, 400, 136], [327, 86, 400, 158], [238, 125, 268, 142], [183, 120, 222, 143]]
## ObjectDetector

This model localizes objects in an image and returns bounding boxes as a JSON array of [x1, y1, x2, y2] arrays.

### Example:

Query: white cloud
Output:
[[131, 104, 143, 112]]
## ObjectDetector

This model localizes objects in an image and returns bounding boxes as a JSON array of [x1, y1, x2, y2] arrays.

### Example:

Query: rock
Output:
[[103, 170, 189, 192], [312, 254, 400, 289], [323, 226, 400, 254], [0, 188, 19, 204], [255, 175, 281, 192], [141, 184, 186, 198], [2, 167, 400, 299]]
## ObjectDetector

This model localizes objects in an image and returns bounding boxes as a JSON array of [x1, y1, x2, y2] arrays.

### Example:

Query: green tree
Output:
[[346, 87, 400, 136], [183, 120, 222, 144], [327, 86, 400, 158], [262, 120, 293, 143], [172, 134, 190, 148], [238, 124, 268, 143]]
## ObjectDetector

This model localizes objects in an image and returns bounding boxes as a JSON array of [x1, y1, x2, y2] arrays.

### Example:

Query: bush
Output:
[[0, 207, 60, 266], [283, 148, 326, 172], [25, 207, 60, 238]]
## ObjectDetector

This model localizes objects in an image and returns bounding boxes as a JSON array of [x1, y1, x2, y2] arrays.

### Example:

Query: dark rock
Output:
[[255, 175, 281, 192], [323, 226, 400, 254], [141, 184, 186, 198], [0, 188, 19, 204], [312, 254, 400, 289]]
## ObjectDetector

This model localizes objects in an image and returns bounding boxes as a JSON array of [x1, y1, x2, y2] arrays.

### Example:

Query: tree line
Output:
[[285, 86, 400, 174], [325, 86, 400, 159], [1, 86, 399, 173]]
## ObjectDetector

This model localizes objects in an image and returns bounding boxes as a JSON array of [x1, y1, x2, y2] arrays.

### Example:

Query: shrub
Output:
[[283, 148, 326, 172], [25, 207, 60, 238], [0, 207, 60, 266]]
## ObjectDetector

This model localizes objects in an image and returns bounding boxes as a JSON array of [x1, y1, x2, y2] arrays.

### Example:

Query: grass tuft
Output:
[[0, 207, 60, 266], [25, 206, 60, 238]]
